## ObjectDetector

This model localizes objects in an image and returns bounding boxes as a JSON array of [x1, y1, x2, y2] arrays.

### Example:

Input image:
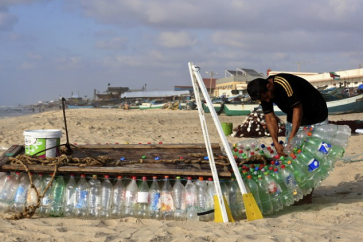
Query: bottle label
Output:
[[318, 142, 331, 154], [137, 192, 149, 203], [42, 195, 51, 206], [150, 192, 160, 211], [14, 186, 26, 202], [160, 192, 175, 211], [76, 190, 88, 208], [267, 182, 277, 194], [285, 175, 297, 187], [308, 158, 320, 172]]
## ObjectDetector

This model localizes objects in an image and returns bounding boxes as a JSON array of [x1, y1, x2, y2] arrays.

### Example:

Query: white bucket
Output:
[[23, 129, 62, 158]]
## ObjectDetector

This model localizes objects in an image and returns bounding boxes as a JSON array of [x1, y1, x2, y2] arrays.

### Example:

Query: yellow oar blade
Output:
[[243, 193, 263, 221], [214, 195, 235, 223]]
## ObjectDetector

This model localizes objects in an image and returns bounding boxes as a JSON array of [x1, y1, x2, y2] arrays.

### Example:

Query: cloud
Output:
[[27, 51, 43, 60], [55, 56, 82, 70], [0, 10, 18, 31], [20, 61, 37, 70], [94, 37, 128, 50], [158, 31, 197, 48]]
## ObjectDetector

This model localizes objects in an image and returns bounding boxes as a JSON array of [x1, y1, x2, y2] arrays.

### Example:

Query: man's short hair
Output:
[[247, 78, 269, 101]]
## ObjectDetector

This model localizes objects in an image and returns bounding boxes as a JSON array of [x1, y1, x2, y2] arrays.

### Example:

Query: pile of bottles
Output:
[[228, 123, 351, 215]]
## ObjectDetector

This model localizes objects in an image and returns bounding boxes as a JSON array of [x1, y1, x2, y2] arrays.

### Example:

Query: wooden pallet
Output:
[[0, 143, 232, 178]]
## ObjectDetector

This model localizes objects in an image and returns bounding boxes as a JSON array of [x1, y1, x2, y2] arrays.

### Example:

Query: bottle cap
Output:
[[261, 144, 266, 148], [264, 171, 269, 175], [81, 174, 86, 178], [187, 177, 192, 180], [92, 174, 97, 178], [132, 176, 137, 180], [208, 178, 213, 181], [153, 176, 157, 179], [199, 177, 203, 181], [104, 175, 109, 178], [247, 175, 252, 179], [117, 175, 122, 179], [281, 165, 285, 169], [176, 176, 181, 179], [287, 161, 292, 165], [164, 175, 169, 179], [239, 150, 243, 153], [274, 168, 278, 172], [142, 176, 147, 180]]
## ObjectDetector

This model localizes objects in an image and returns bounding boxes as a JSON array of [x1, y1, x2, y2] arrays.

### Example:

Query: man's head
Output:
[[247, 77, 274, 102]]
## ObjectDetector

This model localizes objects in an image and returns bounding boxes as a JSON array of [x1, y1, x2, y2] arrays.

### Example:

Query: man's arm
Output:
[[288, 103, 303, 142], [264, 112, 286, 156]]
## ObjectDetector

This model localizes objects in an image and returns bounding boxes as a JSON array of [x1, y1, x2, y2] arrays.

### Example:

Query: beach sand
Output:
[[0, 109, 363, 242]]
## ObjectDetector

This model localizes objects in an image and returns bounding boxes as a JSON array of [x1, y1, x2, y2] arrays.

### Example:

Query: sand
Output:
[[0, 109, 363, 242]]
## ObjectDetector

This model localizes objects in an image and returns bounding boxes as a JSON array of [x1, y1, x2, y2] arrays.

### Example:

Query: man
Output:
[[247, 73, 328, 156]]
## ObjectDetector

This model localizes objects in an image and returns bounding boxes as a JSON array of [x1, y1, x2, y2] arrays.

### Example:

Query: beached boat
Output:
[[139, 99, 166, 110], [202, 103, 222, 113], [223, 103, 284, 116]]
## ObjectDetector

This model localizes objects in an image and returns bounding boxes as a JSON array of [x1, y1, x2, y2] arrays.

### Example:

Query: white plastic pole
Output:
[[188, 63, 229, 223], [189, 63, 248, 195]]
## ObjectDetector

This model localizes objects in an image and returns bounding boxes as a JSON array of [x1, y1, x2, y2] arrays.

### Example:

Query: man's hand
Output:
[[275, 142, 287, 157]]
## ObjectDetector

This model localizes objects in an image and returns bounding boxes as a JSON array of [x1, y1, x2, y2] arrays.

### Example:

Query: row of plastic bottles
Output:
[[0, 172, 248, 221]]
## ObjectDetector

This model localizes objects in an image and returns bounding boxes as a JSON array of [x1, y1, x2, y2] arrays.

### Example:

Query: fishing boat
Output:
[[139, 99, 166, 110]]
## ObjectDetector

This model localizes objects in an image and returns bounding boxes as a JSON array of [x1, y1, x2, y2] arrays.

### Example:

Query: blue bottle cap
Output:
[[154, 156, 161, 161], [120, 157, 126, 161], [204, 156, 209, 160], [261, 144, 266, 148]]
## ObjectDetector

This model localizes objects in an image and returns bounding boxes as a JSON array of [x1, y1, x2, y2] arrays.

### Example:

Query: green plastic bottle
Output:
[[256, 175, 273, 215]]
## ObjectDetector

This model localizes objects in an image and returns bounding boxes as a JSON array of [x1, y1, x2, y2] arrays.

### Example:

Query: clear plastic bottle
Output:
[[220, 180, 230, 206], [0, 172, 21, 212], [111, 175, 125, 218], [13, 173, 30, 213], [271, 168, 294, 207], [256, 175, 273, 215], [196, 177, 208, 221], [125, 176, 138, 217], [136, 176, 149, 219], [205, 178, 216, 221], [263, 171, 283, 212], [99, 175, 113, 218], [279, 164, 303, 202], [27, 173, 45, 209], [0, 172, 7, 192], [245, 175, 263, 214], [39, 173, 53, 216], [172, 176, 186, 221], [148, 176, 161, 220], [75, 174, 89, 217], [63, 174, 77, 217], [49, 174, 65, 217], [184, 177, 198, 221], [88, 174, 101, 218], [285, 160, 313, 196], [160, 176, 174, 220], [229, 178, 246, 221]]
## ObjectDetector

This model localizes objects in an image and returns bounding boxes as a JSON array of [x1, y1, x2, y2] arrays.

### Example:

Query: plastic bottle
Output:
[[88, 174, 101, 218], [99, 175, 113, 218], [136, 176, 149, 219], [204, 178, 216, 222], [220, 180, 230, 206], [49, 174, 65, 217], [279, 165, 303, 202], [125, 176, 138, 217], [294, 150, 322, 188], [160, 176, 174, 220], [75, 174, 89, 217], [63, 174, 77, 217], [184, 177, 198, 221], [39, 173, 53, 216], [148, 176, 161, 219], [256, 175, 273, 215], [0, 172, 21, 212], [111, 175, 125, 218], [172, 176, 186, 220], [285, 160, 313, 196], [271, 168, 294, 207], [229, 179, 246, 221], [262, 172, 283, 212], [13, 173, 30, 212], [27, 173, 45, 209], [196, 177, 207, 218], [245, 175, 263, 214]]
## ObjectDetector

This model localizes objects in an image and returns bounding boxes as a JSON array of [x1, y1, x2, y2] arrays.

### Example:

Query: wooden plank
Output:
[[0, 143, 232, 178], [0, 145, 24, 167]]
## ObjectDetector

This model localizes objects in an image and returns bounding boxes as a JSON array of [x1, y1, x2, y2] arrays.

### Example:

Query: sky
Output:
[[0, 0, 362, 106]]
